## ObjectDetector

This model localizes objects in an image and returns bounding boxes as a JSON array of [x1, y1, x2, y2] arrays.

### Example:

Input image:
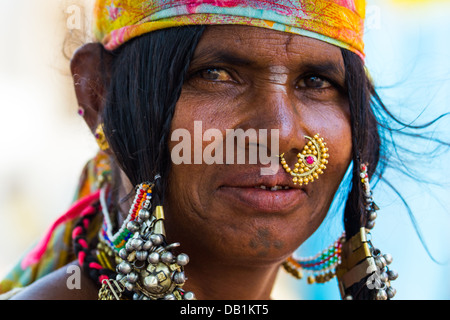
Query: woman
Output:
[[1, 0, 402, 300]]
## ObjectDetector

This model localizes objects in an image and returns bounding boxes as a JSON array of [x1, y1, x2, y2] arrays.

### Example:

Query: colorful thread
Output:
[[99, 184, 153, 253], [283, 235, 344, 284], [72, 201, 117, 286]]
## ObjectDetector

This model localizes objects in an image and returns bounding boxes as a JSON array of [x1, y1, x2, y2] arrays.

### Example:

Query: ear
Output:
[[70, 42, 112, 133]]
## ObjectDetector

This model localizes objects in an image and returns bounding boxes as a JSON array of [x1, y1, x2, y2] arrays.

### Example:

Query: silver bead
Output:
[[138, 208, 151, 221], [375, 256, 387, 269], [124, 281, 135, 291], [387, 269, 399, 281], [148, 252, 160, 264], [386, 286, 397, 299], [126, 272, 139, 283], [127, 221, 141, 233], [375, 289, 388, 300], [161, 251, 174, 264], [136, 250, 148, 262], [115, 273, 125, 281], [119, 248, 128, 260], [177, 253, 190, 266], [184, 292, 196, 300], [380, 271, 389, 283], [117, 261, 132, 274], [173, 271, 186, 285], [366, 220, 376, 229], [130, 238, 144, 251], [133, 293, 141, 300], [150, 234, 164, 246], [164, 294, 176, 300], [383, 253, 393, 265], [143, 275, 159, 291], [368, 211, 377, 221], [343, 295, 353, 300], [125, 240, 134, 252], [143, 240, 154, 251]]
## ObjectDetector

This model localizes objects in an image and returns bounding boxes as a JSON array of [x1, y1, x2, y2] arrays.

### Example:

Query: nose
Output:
[[241, 82, 306, 159]]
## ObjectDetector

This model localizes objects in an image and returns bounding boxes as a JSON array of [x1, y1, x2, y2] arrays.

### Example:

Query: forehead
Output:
[[193, 25, 344, 69]]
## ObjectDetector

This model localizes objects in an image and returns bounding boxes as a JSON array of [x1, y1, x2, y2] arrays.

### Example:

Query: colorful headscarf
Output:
[[94, 0, 366, 59]]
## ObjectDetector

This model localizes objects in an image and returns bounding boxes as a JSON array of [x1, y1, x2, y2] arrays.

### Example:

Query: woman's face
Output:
[[165, 25, 352, 266]]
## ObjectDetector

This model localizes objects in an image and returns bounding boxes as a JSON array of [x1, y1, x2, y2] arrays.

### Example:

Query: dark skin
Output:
[[11, 26, 351, 300]]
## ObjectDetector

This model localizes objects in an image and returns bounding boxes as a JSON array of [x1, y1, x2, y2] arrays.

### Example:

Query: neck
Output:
[[113, 176, 281, 300], [182, 256, 280, 300]]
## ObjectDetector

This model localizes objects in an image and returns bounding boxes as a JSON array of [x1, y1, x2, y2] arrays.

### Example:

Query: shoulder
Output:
[[9, 261, 99, 300]]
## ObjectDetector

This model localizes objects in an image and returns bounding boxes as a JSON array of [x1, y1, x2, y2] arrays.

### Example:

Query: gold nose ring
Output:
[[279, 134, 329, 185]]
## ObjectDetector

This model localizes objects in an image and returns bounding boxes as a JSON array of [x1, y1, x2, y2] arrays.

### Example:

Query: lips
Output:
[[216, 168, 308, 214]]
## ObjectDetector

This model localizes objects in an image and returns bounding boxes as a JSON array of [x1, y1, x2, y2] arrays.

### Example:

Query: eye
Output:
[[197, 68, 233, 82], [297, 76, 332, 89]]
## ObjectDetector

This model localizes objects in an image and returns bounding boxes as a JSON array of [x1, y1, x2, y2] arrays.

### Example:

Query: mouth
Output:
[[216, 170, 308, 214]]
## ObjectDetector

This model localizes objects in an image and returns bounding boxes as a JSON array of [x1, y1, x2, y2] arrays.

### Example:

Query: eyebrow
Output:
[[190, 48, 254, 68], [301, 61, 346, 85]]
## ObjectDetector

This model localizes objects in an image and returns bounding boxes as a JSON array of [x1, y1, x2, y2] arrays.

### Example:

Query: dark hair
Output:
[[341, 49, 381, 237], [103, 26, 206, 207], [99, 26, 447, 299], [340, 49, 381, 299]]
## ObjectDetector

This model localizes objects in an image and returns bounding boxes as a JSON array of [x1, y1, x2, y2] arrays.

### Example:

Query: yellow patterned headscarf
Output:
[[94, 0, 366, 59]]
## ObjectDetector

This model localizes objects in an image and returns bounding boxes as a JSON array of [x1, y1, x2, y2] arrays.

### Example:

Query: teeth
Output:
[[254, 185, 290, 190]]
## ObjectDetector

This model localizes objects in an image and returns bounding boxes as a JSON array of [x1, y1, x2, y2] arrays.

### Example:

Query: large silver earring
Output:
[[98, 179, 196, 300], [336, 163, 398, 300], [283, 163, 398, 300]]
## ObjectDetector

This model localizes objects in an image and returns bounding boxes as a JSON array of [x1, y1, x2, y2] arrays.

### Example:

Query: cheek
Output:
[[304, 96, 352, 169], [322, 111, 352, 171], [166, 96, 229, 216]]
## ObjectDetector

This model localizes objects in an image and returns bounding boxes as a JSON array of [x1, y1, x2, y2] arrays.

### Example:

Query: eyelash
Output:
[[296, 74, 342, 91], [189, 67, 236, 83], [188, 68, 344, 93], [298, 76, 327, 89]]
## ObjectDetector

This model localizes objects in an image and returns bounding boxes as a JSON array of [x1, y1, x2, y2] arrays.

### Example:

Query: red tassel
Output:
[[20, 190, 101, 269]]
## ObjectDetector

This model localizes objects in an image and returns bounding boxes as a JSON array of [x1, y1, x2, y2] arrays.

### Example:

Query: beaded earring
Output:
[[282, 163, 398, 300], [336, 163, 398, 300], [282, 235, 344, 284], [279, 134, 330, 185], [97, 179, 195, 300]]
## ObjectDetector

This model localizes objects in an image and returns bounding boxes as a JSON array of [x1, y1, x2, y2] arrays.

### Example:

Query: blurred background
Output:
[[0, 0, 449, 299]]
